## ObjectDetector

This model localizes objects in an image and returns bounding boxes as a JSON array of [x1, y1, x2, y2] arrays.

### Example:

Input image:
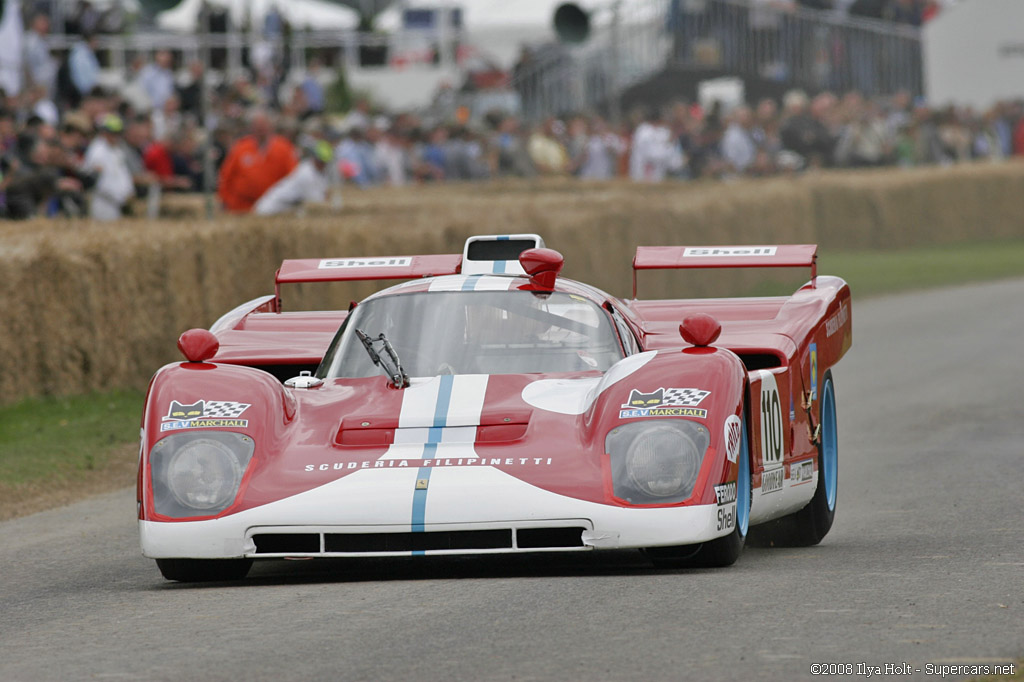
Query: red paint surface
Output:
[[140, 252, 853, 525]]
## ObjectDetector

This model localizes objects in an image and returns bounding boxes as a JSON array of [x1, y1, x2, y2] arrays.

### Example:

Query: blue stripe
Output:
[[493, 235, 509, 272], [461, 275, 479, 291], [433, 375, 454, 427], [411, 375, 455, 552]]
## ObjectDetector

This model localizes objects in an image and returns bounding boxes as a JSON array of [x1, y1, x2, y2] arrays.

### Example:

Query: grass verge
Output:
[[820, 240, 1024, 298], [2, 239, 1024, 521], [741, 239, 1024, 298], [0, 390, 142, 521]]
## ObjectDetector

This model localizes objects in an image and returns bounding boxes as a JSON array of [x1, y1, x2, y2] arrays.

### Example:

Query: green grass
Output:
[[820, 240, 1024, 298], [740, 239, 1024, 298], [0, 390, 143, 486]]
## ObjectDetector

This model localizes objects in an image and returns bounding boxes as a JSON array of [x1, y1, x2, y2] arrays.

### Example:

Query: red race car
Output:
[[138, 234, 852, 581]]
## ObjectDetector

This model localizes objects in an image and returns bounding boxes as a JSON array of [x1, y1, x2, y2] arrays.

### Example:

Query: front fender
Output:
[[586, 348, 748, 507], [138, 362, 296, 521]]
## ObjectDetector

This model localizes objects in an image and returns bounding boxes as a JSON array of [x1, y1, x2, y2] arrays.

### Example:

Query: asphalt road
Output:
[[1, 279, 1022, 682]]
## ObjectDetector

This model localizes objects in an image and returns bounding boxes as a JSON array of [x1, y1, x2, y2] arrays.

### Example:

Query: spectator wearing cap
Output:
[[82, 114, 134, 220], [253, 140, 334, 215], [217, 109, 297, 212]]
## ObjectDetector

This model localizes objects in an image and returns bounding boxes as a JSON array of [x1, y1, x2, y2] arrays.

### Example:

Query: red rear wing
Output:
[[631, 245, 817, 298], [274, 254, 463, 306]]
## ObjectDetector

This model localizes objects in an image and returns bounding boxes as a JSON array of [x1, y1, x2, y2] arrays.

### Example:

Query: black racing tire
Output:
[[748, 370, 838, 547], [645, 408, 753, 569], [156, 558, 253, 583]]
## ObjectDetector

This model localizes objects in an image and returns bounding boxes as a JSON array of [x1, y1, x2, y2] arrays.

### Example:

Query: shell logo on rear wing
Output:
[[273, 253, 464, 310], [631, 244, 818, 298]]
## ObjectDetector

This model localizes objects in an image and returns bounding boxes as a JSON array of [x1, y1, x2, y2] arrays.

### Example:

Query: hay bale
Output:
[[1, 162, 1023, 404]]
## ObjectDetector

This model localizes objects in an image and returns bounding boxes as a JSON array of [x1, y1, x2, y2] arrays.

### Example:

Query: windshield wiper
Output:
[[355, 328, 410, 388]]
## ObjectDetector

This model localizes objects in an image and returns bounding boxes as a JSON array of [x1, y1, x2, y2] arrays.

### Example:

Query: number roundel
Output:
[[758, 370, 784, 469]]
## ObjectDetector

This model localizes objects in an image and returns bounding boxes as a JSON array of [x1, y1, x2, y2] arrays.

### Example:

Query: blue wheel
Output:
[[737, 412, 751, 537], [821, 376, 838, 512]]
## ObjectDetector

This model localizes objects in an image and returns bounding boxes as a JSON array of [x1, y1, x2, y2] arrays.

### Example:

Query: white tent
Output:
[[157, 0, 359, 32], [924, 0, 1024, 108], [157, 0, 566, 33]]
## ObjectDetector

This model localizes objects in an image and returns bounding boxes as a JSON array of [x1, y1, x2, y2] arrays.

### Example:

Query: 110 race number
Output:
[[758, 371, 784, 468]]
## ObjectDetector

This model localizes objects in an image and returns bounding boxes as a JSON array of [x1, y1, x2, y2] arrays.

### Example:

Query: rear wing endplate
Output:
[[631, 245, 817, 298], [274, 254, 463, 307]]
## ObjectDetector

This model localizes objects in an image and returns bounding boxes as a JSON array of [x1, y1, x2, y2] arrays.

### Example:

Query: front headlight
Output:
[[606, 420, 709, 505], [150, 432, 255, 518]]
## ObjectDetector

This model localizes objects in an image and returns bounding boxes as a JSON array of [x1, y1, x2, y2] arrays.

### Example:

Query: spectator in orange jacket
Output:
[[217, 110, 297, 212]]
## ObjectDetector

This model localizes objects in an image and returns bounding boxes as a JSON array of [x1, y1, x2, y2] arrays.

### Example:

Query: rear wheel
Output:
[[749, 370, 838, 547], [156, 558, 253, 583], [646, 410, 752, 568]]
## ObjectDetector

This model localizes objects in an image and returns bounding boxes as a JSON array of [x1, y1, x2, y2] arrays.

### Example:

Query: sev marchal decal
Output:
[[161, 399, 251, 432], [619, 387, 711, 419]]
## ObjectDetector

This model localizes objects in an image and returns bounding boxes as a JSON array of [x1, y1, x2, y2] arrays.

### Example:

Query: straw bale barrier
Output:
[[1, 162, 1022, 404]]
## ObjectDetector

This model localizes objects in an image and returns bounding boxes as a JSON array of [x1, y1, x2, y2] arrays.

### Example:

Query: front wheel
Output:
[[645, 409, 752, 568], [156, 558, 253, 583]]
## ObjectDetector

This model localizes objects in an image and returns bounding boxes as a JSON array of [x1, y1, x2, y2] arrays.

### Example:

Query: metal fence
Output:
[[510, 0, 923, 122], [45, 26, 463, 81], [43, 0, 923, 121], [669, 0, 923, 94]]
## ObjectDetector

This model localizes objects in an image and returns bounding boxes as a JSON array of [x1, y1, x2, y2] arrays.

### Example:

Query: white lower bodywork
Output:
[[140, 465, 728, 559], [749, 468, 818, 525]]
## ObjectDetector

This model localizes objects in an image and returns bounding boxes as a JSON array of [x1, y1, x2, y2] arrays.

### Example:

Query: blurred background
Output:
[[0, 0, 1019, 220]]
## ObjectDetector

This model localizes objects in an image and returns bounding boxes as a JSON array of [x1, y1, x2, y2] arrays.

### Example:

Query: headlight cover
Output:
[[150, 431, 255, 518], [606, 420, 710, 505]]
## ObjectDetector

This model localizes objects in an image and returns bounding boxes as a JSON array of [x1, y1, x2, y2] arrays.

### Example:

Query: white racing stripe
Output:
[[427, 275, 515, 292], [377, 376, 490, 469]]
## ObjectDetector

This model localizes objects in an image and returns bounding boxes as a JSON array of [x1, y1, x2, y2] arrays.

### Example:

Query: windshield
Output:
[[321, 290, 624, 378]]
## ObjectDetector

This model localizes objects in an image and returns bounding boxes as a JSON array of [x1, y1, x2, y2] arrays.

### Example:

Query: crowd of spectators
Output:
[[242, 87, 1024, 188], [2, 2, 1022, 221]]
